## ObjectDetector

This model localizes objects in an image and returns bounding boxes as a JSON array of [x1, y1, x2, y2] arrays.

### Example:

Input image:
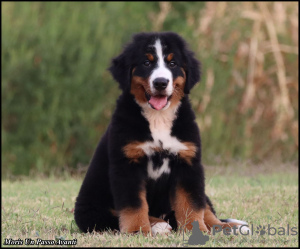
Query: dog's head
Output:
[[109, 32, 200, 110]]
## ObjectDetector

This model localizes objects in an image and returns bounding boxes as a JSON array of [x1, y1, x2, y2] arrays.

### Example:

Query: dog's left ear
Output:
[[183, 49, 201, 94], [108, 46, 133, 92]]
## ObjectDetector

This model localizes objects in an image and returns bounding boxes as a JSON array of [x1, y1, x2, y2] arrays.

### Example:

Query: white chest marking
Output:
[[139, 103, 187, 179], [139, 103, 187, 155], [147, 159, 171, 180]]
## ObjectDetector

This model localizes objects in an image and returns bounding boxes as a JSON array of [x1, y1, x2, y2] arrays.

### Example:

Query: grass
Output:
[[2, 162, 298, 247]]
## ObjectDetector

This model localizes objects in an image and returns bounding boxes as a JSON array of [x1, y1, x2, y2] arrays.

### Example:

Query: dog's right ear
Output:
[[108, 45, 133, 92], [183, 49, 201, 94]]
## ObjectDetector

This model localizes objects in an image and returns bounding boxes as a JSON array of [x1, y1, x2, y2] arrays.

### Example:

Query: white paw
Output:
[[238, 224, 252, 235], [151, 222, 172, 236]]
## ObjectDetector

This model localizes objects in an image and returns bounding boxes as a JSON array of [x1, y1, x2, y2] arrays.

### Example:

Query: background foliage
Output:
[[2, 2, 298, 176]]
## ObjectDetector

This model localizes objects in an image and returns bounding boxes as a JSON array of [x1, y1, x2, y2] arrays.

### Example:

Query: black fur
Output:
[[109, 32, 200, 93], [75, 32, 214, 233]]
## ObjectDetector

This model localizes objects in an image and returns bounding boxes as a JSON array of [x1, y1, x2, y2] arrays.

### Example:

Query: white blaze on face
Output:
[[149, 39, 173, 96]]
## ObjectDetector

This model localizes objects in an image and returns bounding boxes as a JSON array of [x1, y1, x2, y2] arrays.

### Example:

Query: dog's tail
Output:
[[205, 195, 250, 233], [220, 218, 247, 225], [163, 196, 250, 233], [205, 210, 251, 234], [219, 218, 251, 234]]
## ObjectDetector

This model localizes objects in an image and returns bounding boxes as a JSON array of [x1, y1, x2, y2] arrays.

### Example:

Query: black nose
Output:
[[153, 78, 169, 91]]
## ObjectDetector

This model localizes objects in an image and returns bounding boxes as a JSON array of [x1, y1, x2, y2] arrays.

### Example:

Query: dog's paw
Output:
[[237, 224, 251, 235], [151, 222, 172, 236]]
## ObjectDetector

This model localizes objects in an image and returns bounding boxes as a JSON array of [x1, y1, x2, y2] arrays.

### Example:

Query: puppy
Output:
[[74, 32, 247, 235]]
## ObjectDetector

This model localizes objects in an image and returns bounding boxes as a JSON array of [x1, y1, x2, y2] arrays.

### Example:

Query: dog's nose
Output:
[[153, 78, 169, 91]]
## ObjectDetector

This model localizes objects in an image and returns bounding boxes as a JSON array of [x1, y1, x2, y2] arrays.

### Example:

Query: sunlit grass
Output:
[[2, 162, 298, 247]]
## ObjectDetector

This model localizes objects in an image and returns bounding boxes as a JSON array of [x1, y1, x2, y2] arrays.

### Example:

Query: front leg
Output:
[[110, 141, 151, 235], [118, 189, 151, 235], [171, 186, 209, 233], [170, 143, 209, 233]]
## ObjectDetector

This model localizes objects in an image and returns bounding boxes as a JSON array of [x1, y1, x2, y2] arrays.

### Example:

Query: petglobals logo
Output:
[[182, 222, 298, 246], [211, 224, 298, 236]]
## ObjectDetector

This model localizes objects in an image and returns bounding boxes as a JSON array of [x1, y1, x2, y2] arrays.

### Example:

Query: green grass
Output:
[[2, 162, 298, 247]]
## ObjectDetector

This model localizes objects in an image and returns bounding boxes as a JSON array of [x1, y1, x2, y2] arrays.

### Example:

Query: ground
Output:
[[2, 162, 298, 247]]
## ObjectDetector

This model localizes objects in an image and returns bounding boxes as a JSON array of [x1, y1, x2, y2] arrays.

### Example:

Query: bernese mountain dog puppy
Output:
[[74, 32, 248, 236]]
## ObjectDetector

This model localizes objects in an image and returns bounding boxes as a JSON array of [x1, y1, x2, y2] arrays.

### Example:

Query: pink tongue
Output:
[[149, 96, 168, 110]]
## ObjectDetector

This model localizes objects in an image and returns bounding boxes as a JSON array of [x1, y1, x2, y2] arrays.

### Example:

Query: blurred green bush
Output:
[[2, 2, 298, 176]]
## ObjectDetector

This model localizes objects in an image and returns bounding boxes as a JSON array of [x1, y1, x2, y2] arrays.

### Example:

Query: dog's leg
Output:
[[110, 141, 151, 235], [171, 143, 209, 233], [171, 186, 209, 233], [113, 210, 172, 235], [118, 189, 151, 235]]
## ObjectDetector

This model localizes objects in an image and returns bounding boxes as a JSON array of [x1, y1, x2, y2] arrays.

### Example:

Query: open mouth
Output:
[[145, 92, 172, 110]]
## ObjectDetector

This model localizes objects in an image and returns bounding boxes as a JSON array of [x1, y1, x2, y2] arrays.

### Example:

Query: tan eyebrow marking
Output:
[[166, 53, 174, 62], [146, 53, 154, 61]]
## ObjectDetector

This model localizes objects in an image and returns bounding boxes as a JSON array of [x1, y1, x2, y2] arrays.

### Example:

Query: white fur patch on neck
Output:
[[139, 103, 187, 156]]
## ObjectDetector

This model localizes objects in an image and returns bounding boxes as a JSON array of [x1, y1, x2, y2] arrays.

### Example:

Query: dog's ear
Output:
[[183, 49, 201, 94], [108, 45, 133, 92]]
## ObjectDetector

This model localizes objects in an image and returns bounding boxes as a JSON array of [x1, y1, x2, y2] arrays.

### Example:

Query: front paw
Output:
[[120, 222, 151, 235], [119, 209, 151, 235]]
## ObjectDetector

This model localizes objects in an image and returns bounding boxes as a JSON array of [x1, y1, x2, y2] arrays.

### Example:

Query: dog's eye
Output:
[[169, 61, 176, 68], [144, 60, 151, 67]]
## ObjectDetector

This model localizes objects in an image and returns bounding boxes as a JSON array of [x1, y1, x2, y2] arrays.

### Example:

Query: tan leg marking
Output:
[[118, 190, 151, 235], [171, 187, 209, 232], [178, 142, 197, 165]]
